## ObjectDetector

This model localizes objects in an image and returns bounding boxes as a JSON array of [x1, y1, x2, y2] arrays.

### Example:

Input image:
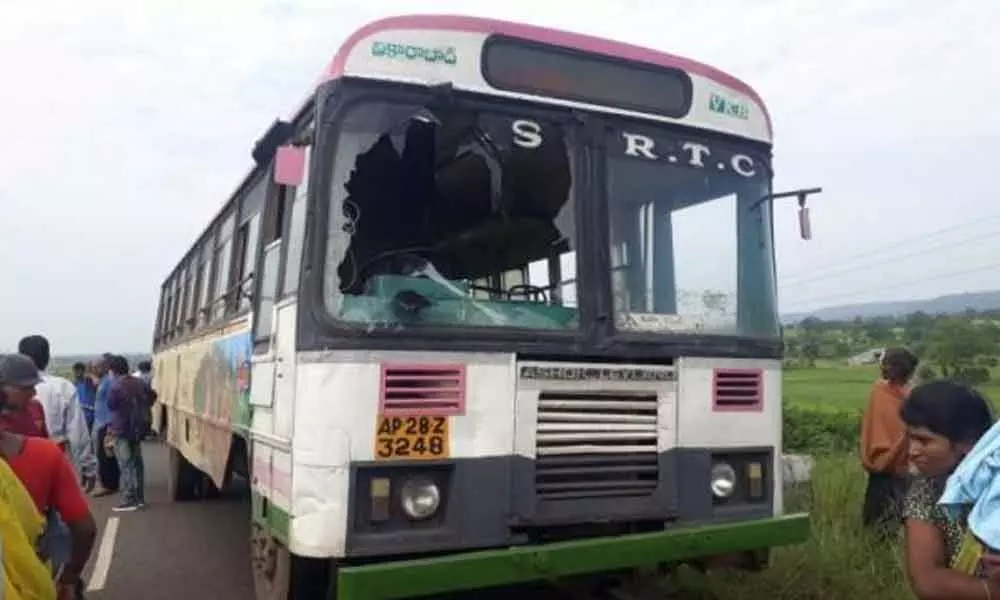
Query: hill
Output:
[[782, 290, 1000, 323]]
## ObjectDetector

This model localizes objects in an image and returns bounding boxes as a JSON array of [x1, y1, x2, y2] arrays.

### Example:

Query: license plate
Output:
[[374, 415, 450, 461]]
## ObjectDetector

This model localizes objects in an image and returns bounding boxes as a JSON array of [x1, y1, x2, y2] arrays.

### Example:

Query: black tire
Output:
[[166, 445, 200, 502], [251, 524, 335, 600]]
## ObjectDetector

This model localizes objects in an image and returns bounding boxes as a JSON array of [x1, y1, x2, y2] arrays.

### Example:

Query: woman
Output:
[[0, 450, 57, 599], [901, 379, 1000, 599], [860, 346, 919, 534]]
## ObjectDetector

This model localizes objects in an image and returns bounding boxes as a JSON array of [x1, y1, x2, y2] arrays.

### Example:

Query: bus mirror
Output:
[[798, 205, 812, 240], [274, 145, 306, 187], [757, 187, 822, 242]]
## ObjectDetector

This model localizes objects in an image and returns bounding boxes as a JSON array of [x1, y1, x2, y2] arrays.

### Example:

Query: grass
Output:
[[784, 364, 880, 411], [676, 363, 986, 598], [785, 362, 1000, 411], [676, 454, 912, 599]]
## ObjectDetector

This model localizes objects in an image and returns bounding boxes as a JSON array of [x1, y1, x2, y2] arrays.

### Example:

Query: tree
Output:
[[925, 317, 990, 377], [801, 336, 821, 368], [863, 318, 894, 346]]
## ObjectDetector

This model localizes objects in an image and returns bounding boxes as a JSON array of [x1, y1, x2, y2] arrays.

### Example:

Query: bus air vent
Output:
[[712, 369, 763, 411], [534, 391, 658, 500], [379, 364, 466, 416]]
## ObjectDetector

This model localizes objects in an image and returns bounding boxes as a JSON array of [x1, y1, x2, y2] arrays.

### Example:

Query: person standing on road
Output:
[[91, 354, 119, 497], [17, 336, 97, 495], [132, 360, 156, 440], [106, 355, 150, 512], [860, 346, 919, 537], [0, 353, 96, 600], [71, 362, 95, 433]]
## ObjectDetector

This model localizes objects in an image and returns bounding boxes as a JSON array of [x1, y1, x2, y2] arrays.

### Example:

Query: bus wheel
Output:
[[251, 523, 291, 600], [250, 524, 336, 600], [166, 446, 199, 502]]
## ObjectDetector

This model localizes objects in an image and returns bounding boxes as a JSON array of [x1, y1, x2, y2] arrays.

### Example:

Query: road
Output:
[[79, 443, 660, 600], [82, 441, 254, 600]]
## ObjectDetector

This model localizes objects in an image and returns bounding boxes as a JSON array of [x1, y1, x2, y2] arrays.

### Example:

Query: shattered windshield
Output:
[[322, 101, 579, 331]]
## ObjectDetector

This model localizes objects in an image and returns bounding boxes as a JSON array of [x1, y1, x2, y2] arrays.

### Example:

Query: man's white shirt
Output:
[[35, 372, 97, 478]]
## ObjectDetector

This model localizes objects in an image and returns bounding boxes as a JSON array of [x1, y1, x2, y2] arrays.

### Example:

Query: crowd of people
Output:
[[860, 347, 1000, 599], [0, 334, 156, 600]]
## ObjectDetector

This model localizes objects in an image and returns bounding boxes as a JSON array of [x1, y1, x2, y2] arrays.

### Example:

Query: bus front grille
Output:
[[534, 392, 659, 501]]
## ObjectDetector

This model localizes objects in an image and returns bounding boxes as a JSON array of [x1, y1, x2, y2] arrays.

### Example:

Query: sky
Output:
[[1, 0, 999, 352]]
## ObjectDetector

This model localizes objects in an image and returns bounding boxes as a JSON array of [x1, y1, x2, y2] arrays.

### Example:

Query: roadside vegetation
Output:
[[673, 309, 1000, 598]]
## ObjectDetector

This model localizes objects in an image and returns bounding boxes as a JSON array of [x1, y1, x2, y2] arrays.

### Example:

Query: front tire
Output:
[[250, 524, 335, 599]]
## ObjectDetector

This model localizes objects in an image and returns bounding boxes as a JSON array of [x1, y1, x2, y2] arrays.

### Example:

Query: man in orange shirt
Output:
[[859, 346, 919, 537], [0, 353, 96, 600]]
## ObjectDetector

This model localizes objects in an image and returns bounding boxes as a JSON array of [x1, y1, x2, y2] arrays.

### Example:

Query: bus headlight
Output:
[[400, 476, 441, 520], [710, 462, 737, 499]]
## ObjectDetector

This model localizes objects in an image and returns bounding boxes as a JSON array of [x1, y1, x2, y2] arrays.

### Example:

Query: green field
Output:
[[785, 363, 1000, 411]]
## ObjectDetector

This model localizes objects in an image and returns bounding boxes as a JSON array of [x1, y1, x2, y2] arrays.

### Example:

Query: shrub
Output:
[[917, 365, 936, 381], [957, 366, 991, 385], [783, 403, 860, 455]]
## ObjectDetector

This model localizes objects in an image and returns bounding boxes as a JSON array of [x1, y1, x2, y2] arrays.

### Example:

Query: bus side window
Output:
[[251, 173, 290, 350], [235, 175, 266, 313], [281, 145, 310, 297], [212, 211, 236, 321]]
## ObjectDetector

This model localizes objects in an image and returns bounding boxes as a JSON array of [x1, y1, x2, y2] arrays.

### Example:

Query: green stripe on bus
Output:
[[336, 513, 809, 599], [250, 490, 291, 544]]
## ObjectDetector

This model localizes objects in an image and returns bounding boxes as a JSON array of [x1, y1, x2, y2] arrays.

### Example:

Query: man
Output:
[[18, 335, 97, 494], [91, 353, 119, 497], [859, 346, 919, 537], [0, 382, 49, 438], [133, 360, 152, 385], [132, 360, 156, 439], [107, 354, 151, 512], [72, 362, 96, 433], [0, 353, 96, 600]]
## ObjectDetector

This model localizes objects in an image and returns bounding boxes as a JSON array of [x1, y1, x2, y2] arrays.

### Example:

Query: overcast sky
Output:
[[2, 0, 998, 353]]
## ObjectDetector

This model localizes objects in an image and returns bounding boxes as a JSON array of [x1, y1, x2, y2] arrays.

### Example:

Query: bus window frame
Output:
[[300, 81, 594, 350], [151, 102, 314, 353], [290, 79, 781, 362], [251, 167, 288, 353], [279, 136, 312, 300]]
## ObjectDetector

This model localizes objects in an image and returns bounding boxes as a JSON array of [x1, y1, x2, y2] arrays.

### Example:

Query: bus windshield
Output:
[[606, 124, 779, 338], [323, 100, 580, 331]]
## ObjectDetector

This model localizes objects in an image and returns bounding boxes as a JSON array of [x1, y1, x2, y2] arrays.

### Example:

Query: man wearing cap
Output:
[[18, 335, 97, 494], [0, 353, 96, 600]]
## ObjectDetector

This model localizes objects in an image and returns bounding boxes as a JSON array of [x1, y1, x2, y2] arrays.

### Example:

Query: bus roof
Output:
[[318, 14, 772, 141], [164, 15, 771, 285]]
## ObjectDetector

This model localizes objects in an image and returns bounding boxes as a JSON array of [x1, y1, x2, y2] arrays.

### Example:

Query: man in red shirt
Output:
[[0, 353, 96, 600]]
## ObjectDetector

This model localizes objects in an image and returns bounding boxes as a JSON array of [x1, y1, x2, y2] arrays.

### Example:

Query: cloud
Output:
[[0, 0, 997, 352]]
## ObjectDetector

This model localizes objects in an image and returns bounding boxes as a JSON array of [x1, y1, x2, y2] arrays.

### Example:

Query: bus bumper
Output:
[[335, 512, 809, 599]]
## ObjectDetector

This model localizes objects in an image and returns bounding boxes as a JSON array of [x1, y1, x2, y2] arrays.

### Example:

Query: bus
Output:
[[150, 14, 816, 600]]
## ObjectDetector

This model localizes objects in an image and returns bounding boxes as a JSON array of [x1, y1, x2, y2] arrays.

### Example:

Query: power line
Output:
[[779, 229, 1000, 289], [780, 260, 1000, 314], [778, 211, 1000, 280]]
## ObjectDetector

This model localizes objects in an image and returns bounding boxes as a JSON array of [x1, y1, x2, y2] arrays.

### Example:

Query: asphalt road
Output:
[[78, 443, 651, 600], [82, 441, 254, 600]]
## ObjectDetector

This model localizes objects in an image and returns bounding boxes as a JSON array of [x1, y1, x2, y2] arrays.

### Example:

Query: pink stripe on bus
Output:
[[320, 14, 772, 136]]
